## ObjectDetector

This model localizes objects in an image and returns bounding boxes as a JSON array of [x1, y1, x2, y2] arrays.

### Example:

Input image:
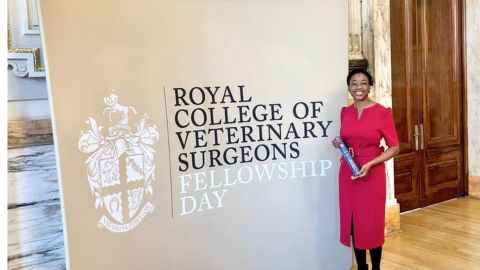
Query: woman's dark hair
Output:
[[346, 69, 374, 86]]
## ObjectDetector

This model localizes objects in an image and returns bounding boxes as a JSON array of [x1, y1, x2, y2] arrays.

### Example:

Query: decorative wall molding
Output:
[[7, 29, 45, 77], [7, 0, 45, 78], [24, 0, 41, 35], [348, 0, 365, 60], [7, 49, 45, 77]]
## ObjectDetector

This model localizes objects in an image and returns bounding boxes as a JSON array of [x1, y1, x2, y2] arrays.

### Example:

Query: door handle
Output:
[[413, 124, 420, 151], [419, 123, 424, 150]]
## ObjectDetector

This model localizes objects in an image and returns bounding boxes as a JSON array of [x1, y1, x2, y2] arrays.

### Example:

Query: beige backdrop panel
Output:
[[39, 0, 350, 269]]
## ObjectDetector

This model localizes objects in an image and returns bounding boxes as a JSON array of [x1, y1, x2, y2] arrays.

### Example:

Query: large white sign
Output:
[[40, 1, 350, 269]]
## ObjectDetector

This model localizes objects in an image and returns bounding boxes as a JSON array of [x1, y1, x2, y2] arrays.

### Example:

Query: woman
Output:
[[332, 69, 399, 270]]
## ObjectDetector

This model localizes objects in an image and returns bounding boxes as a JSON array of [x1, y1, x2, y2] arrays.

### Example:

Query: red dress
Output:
[[338, 103, 399, 249]]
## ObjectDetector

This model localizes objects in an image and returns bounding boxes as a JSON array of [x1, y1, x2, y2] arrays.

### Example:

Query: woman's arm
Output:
[[351, 144, 399, 180]]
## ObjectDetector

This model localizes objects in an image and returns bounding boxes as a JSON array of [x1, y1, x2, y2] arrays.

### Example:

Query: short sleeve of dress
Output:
[[381, 108, 399, 147], [340, 107, 346, 125]]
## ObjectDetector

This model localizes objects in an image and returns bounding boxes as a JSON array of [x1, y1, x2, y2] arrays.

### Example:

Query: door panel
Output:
[[391, 0, 464, 212], [391, 0, 421, 212], [391, 0, 415, 155], [423, 150, 463, 206], [423, 0, 462, 149], [394, 153, 420, 211], [421, 0, 464, 206]]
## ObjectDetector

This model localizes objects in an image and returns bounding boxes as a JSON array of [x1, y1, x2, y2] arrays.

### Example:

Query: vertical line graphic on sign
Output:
[[163, 86, 174, 218]]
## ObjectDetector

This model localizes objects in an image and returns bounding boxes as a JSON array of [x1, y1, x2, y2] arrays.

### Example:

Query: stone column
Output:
[[372, 0, 400, 234]]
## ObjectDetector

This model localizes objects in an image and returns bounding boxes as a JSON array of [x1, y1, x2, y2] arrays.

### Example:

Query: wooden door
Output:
[[390, 0, 465, 212]]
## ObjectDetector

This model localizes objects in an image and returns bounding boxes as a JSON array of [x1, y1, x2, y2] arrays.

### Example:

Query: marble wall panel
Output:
[[372, 0, 392, 108], [467, 0, 480, 178], [468, 100, 480, 176], [361, 0, 375, 73], [8, 145, 66, 270]]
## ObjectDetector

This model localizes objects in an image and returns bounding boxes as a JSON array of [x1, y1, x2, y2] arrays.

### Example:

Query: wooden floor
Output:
[[381, 198, 480, 270]]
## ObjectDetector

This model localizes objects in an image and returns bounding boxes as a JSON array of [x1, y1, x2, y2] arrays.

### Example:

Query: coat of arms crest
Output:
[[78, 90, 159, 233]]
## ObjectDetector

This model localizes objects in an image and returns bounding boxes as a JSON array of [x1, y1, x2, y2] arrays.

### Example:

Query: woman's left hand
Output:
[[351, 162, 372, 180]]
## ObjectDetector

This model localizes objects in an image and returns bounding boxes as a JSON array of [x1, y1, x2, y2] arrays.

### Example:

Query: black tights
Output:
[[353, 246, 382, 270], [351, 220, 382, 270]]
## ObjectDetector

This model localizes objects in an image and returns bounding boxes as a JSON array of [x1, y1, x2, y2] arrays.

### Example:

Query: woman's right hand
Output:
[[331, 138, 341, 148]]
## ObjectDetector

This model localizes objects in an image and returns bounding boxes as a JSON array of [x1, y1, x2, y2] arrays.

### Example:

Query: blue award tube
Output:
[[336, 136, 361, 177]]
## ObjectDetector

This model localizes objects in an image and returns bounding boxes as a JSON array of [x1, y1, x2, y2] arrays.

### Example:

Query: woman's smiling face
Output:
[[348, 73, 371, 102]]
